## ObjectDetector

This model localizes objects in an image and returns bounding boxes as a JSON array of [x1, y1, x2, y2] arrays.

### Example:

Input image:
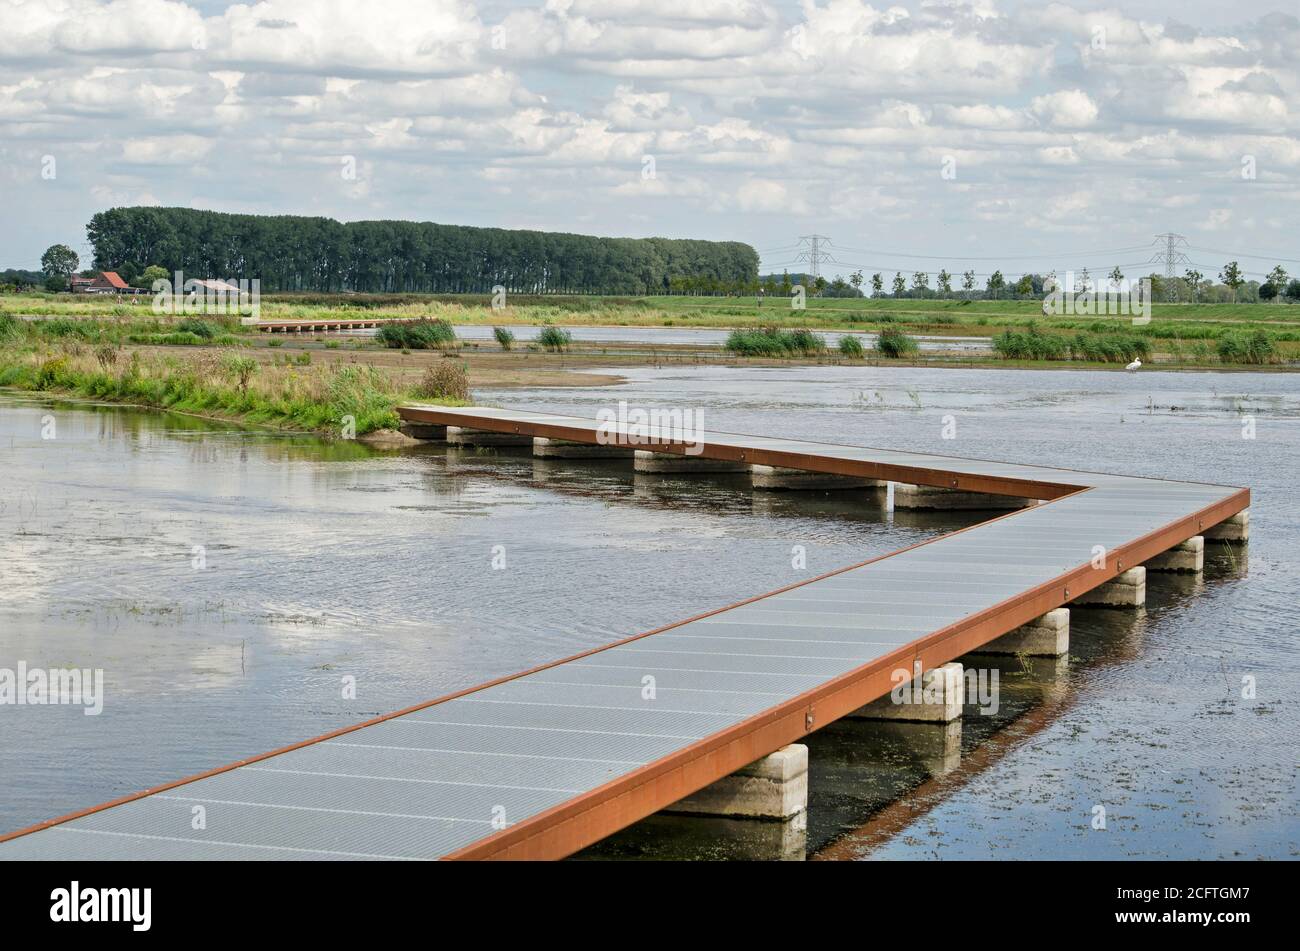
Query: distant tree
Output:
[[781, 270, 792, 296], [1259, 282, 1278, 302], [911, 272, 929, 295], [937, 269, 952, 297], [1219, 261, 1244, 302], [1183, 269, 1204, 302], [962, 269, 976, 298], [849, 270, 863, 294], [891, 272, 906, 297], [41, 244, 79, 286], [1044, 270, 1058, 293], [1078, 268, 1092, 293], [1147, 272, 1165, 301], [1109, 265, 1124, 289], [870, 273, 883, 297], [1015, 274, 1034, 297], [986, 270, 1006, 298], [813, 275, 828, 296], [1267, 265, 1289, 303], [139, 264, 169, 288], [1287, 279, 1300, 301]]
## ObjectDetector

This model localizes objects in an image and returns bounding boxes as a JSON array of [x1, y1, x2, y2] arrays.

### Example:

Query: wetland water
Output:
[[1, 363, 1296, 859], [367, 323, 994, 351]]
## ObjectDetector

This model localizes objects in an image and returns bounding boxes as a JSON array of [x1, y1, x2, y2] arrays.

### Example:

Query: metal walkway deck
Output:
[[1, 406, 1248, 860]]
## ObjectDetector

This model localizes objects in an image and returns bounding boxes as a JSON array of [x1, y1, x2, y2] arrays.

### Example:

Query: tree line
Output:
[[85, 207, 758, 295], [767, 264, 1299, 304]]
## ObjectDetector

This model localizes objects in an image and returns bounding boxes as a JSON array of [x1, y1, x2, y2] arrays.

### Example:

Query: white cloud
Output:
[[1031, 89, 1099, 128], [0, 0, 1295, 269]]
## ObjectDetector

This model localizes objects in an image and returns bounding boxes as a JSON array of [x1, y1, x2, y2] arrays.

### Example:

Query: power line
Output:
[[793, 234, 837, 280], [826, 243, 1151, 262], [1186, 245, 1300, 266], [1148, 233, 1191, 302]]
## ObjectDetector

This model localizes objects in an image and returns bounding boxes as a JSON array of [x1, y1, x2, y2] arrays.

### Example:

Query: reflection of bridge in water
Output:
[[0, 406, 1247, 860]]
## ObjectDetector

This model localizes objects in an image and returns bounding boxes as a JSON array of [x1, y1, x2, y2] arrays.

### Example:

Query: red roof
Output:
[[101, 271, 128, 289]]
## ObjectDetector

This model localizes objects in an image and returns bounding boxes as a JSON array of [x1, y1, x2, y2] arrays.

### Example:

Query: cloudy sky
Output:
[[1, 0, 1296, 280]]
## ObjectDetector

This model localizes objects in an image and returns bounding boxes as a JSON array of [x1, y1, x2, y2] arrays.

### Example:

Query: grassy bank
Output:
[[2, 291, 1296, 367], [0, 315, 468, 435]]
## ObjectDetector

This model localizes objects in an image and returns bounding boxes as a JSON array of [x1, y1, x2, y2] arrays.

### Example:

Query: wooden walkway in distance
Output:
[[253, 317, 412, 333], [0, 406, 1248, 860]]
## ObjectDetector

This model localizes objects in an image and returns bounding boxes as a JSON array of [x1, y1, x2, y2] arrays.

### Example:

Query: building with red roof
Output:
[[70, 271, 131, 294]]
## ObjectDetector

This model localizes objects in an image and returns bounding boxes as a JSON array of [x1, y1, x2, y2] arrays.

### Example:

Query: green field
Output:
[[2, 291, 1298, 366]]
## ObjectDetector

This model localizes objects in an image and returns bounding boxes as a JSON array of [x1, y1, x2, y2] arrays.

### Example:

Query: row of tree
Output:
[[764, 263, 1297, 303], [84, 207, 759, 295]]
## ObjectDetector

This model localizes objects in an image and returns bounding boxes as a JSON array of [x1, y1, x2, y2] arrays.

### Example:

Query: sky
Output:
[[0, 0, 1296, 281]]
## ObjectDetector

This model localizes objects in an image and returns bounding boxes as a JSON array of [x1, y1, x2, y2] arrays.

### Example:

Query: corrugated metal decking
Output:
[[0, 406, 1249, 860]]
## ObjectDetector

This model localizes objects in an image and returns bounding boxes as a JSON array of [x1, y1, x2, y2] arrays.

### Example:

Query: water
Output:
[[1, 363, 1296, 859], [345, 323, 992, 352]]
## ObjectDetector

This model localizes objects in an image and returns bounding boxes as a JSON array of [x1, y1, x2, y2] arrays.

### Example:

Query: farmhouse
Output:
[[69, 271, 129, 294]]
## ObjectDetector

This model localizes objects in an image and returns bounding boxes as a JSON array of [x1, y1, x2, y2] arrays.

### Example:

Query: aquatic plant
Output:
[[376, 319, 457, 350], [838, 334, 865, 358], [538, 324, 572, 351], [415, 360, 470, 401], [876, 327, 919, 358]]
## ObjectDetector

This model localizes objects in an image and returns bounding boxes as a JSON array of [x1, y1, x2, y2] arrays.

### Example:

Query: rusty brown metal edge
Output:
[[399, 406, 1077, 501], [401, 404, 1247, 496], [0, 478, 1086, 848], [440, 487, 1248, 860]]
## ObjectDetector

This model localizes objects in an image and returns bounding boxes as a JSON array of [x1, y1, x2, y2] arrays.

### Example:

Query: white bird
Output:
[[1126, 359, 1142, 371]]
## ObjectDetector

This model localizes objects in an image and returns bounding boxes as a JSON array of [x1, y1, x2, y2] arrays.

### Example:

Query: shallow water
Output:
[[1, 362, 1296, 859], [348, 323, 993, 352]]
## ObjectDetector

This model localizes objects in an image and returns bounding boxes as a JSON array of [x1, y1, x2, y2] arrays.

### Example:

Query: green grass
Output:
[[0, 330, 471, 435], [725, 327, 825, 356], [537, 324, 572, 351], [1217, 329, 1278, 364], [838, 334, 865, 358], [876, 327, 919, 358], [375, 318, 457, 349], [3, 291, 1296, 367]]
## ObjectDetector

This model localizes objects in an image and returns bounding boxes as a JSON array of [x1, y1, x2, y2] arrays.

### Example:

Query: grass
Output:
[[0, 317, 469, 435], [414, 360, 470, 401], [492, 326, 515, 350], [876, 327, 919, 358], [375, 318, 457, 349], [2, 291, 1296, 367], [725, 327, 825, 356], [838, 334, 865, 358], [538, 324, 572, 351], [1217, 329, 1278, 364]]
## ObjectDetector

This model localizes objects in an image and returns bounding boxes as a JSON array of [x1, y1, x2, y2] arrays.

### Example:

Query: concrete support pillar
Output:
[[666, 744, 807, 823], [892, 483, 1031, 511], [532, 436, 632, 459], [750, 465, 887, 492], [445, 426, 533, 447], [1073, 566, 1146, 607], [970, 608, 1069, 657], [873, 719, 963, 777], [1205, 510, 1249, 544], [633, 450, 748, 474], [849, 662, 964, 723], [397, 423, 447, 441], [1146, 536, 1204, 573]]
